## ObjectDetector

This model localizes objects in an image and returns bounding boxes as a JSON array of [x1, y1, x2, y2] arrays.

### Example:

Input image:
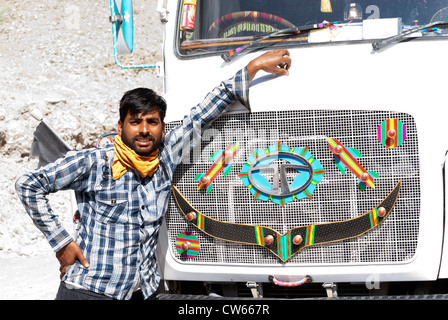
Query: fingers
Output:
[[59, 264, 68, 279], [56, 241, 89, 279], [58, 255, 89, 279], [278, 50, 291, 71], [271, 49, 291, 73], [77, 252, 90, 269], [247, 49, 292, 82], [59, 260, 70, 279]]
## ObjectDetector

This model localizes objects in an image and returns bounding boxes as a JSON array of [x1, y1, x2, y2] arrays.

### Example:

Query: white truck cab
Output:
[[111, 0, 448, 298]]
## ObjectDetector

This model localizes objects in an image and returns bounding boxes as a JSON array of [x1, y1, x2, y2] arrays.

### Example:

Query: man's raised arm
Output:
[[247, 49, 291, 83]]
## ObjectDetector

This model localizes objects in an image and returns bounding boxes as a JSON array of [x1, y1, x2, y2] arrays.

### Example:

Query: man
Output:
[[15, 49, 292, 300]]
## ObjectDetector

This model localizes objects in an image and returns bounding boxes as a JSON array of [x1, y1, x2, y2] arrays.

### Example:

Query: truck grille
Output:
[[165, 110, 420, 265]]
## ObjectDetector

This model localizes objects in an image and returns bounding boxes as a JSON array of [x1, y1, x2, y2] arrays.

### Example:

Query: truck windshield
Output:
[[177, 0, 448, 57]]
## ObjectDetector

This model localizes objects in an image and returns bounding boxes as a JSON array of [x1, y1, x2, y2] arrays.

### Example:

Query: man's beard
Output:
[[121, 132, 159, 156]]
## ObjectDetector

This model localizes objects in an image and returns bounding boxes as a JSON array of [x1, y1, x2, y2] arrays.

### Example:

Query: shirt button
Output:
[[141, 205, 145, 210]]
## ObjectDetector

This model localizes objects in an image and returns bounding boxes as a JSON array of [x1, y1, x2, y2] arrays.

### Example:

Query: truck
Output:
[[108, 0, 448, 299]]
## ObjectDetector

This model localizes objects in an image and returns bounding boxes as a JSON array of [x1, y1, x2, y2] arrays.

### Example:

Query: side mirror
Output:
[[109, 0, 157, 69], [110, 0, 134, 55]]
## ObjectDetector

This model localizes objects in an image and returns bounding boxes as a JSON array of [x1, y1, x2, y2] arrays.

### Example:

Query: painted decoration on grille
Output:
[[238, 142, 325, 206], [327, 137, 380, 191], [172, 181, 401, 262], [175, 232, 201, 258], [166, 110, 420, 265], [195, 142, 239, 193], [378, 119, 407, 148]]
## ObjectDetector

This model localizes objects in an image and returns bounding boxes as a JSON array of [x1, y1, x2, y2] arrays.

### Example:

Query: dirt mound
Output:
[[0, 0, 163, 257]]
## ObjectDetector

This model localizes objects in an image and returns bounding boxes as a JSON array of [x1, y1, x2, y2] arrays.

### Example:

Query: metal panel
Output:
[[165, 110, 420, 265]]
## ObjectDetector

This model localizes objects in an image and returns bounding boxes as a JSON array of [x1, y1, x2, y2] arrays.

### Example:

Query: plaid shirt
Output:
[[15, 68, 249, 300]]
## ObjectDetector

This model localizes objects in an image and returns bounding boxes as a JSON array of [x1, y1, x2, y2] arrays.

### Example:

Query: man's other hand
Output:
[[56, 241, 89, 279]]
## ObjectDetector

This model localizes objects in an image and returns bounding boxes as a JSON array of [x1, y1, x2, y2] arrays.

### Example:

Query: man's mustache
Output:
[[134, 134, 155, 142]]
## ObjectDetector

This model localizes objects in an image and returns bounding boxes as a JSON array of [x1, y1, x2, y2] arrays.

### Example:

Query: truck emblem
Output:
[[238, 142, 325, 206]]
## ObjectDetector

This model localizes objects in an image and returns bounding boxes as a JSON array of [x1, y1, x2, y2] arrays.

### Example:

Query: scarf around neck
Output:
[[112, 135, 159, 180]]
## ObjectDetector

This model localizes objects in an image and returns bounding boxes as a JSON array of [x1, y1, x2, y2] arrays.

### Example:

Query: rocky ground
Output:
[[0, 0, 163, 299]]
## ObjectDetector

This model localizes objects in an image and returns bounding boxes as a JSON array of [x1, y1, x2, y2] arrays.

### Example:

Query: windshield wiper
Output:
[[372, 20, 448, 51], [221, 21, 343, 62]]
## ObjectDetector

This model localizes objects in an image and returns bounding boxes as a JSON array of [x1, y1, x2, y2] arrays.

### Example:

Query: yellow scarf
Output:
[[112, 135, 159, 180]]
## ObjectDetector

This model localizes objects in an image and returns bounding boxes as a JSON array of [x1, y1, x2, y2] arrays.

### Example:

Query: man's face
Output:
[[118, 109, 165, 156]]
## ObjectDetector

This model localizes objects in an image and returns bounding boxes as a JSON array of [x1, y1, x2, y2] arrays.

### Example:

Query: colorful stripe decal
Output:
[[254, 226, 264, 246], [369, 208, 379, 228], [208, 143, 237, 179], [305, 225, 315, 246], [175, 232, 201, 258], [196, 142, 239, 193], [197, 212, 205, 230], [277, 233, 291, 261], [206, 144, 232, 177], [328, 138, 365, 178], [378, 118, 407, 148], [327, 137, 377, 189]]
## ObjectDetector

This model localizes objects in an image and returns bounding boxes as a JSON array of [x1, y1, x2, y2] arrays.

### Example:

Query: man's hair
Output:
[[119, 87, 167, 122]]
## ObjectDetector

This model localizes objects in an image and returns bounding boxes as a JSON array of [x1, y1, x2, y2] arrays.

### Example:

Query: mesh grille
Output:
[[165, 110, 420, 265]]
